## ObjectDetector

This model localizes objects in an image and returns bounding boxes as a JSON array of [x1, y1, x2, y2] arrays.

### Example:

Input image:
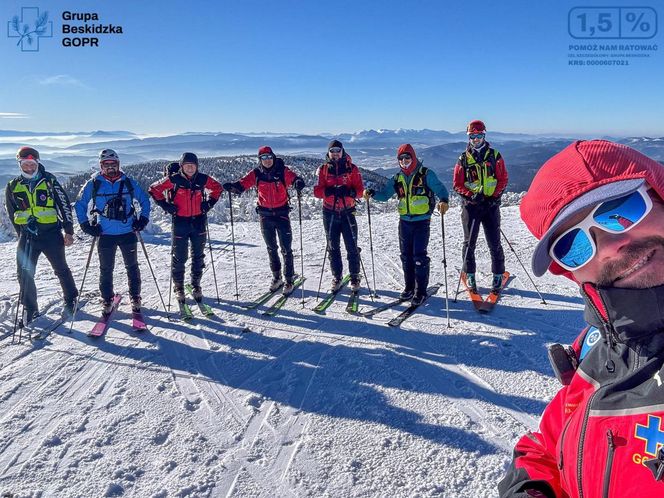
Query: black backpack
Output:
[[91, 176, 136, 223]]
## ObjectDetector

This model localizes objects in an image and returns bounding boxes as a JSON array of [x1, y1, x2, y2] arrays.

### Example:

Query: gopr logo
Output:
[[7, 7, 53, 52]]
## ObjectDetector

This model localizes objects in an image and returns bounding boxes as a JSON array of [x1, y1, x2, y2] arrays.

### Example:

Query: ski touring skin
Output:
[[460, 272, 485, 312], [387, 284, 441, 328], [480, 272, 511, 313], [184, 284, 215, 317], [88, 294, 122, 337], [263, 277, 306, 317], [313, 275, 351, 314]]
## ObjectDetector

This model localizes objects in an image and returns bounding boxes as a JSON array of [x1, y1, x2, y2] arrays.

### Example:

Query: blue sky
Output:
[[1, 0, 662, 135]]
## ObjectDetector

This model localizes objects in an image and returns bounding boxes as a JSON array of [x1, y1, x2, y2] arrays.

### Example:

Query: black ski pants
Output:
[[461, 201, 505, 274], [172, 216, 206, 289], [17, 230, 78, 313], [98, 232, 141, 301], [322, 208, 360, 279], [259, 213, 294, 281], [399, 219, 431, 296]]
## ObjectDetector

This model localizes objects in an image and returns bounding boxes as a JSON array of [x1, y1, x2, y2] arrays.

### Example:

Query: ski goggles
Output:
[[398, 154, 412, 161], [549, 185, 652, 271], [469, 133, 485, 140], [259, 154, 272, 160], [328, 147, 342, 153]]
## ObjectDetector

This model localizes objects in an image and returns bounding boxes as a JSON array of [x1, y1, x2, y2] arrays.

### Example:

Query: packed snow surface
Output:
[[0, 207, 584, 497]]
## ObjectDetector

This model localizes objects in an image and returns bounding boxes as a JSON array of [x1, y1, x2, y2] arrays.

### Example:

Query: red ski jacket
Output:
[[149, 171, 222, 218], [234, 158, 298, 210], [313, 154, 364, 212]]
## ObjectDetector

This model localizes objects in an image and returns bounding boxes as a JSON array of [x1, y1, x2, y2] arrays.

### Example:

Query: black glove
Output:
[[132, 216, 149, 232], [471, 192, 485, 203], [293, 177, 305, 192], [325, 185, 349, 197], [349, 188, 357, 198], [223, 182, 243, 195], [80, 222, 102, 237], [201, 200, 215, 213], [158, 201, 177, 215], [365, 188, 375, 198]]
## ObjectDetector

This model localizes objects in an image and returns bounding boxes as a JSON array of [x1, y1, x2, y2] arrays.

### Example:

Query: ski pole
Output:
[[340, 195, 374, 301], [136, 231, 171, 318], [13, 234, 32, 343], [440, 214, 451, 327], [454, 217, 478, 302], [500, 227, 547, 305], [366, 197, 378, 297], [68, 235, 97, 334], [297, 191, 306, 307], [228, 190, 240, 299], [167, 227, 173, 311], [205, 217, 221, 304]]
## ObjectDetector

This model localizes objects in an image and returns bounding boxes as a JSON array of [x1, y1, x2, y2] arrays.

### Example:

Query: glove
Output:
[[437, 201, 449, 215], [159, 201, 177, 215], [132, 216, 149, 232], [471, 192, 485, 203], [201, 200, 214, 213], [293, 177, 305, 193], [223, 182, 242, 195], [80, 222, 102, 237], [325, 185, 349, 197], [363, 188, 375, 200]]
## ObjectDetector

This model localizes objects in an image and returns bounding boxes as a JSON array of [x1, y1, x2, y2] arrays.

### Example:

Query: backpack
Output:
[[91, 176, 136, 223]]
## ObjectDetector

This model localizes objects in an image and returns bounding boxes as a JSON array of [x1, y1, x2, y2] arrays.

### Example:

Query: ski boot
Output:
[[282, 278, 295, 295], [412, 292, 427, 306], [130, 296, 142, 312], [269, 273, 284, 292], [174, 286, 186, 304], [399, 288, 414, 300], [191, 286, 204, 303], [63, 300, 76, 318], [330, 276, 343, 292], [491, 273, 503, 294], [350, 274, 361, 293], [466, 272, 477, 293], [101, 299, 114, 316]]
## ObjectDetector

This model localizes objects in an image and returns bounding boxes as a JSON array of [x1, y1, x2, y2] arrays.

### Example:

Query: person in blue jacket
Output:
[[364, 144, 449, 305], [74, 149, 151, 314]]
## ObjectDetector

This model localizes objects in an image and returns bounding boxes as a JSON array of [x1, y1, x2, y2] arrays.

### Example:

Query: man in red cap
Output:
[[223, 146, 305, 295], [453, 120, 508, 293], [499, 140, 664, 497]]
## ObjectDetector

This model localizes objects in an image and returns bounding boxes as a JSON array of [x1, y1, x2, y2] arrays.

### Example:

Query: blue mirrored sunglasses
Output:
[[259, 154, 272, 160], [549, 186, 653, 271]]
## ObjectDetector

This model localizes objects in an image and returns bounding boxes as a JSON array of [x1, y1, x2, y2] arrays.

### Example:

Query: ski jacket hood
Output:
[[397, 144, 418, 176], [520, 140, 664, 277]]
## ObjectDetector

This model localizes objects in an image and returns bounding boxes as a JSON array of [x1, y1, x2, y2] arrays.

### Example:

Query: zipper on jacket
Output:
[[558, 416, 574, 489], [602, 429, 616, 498], [577, 388, 602, 498]]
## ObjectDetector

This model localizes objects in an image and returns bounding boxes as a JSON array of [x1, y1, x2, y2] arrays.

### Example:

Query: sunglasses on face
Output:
[[398, 154, 412, 161], [259, 154, 272, 161], [329, 147, 342, 154], [549, 186, 653, 271], [469, 133, 485, 140]]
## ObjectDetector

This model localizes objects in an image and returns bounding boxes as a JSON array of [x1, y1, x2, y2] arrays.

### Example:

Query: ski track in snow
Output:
[[0, 207, 585, 497]]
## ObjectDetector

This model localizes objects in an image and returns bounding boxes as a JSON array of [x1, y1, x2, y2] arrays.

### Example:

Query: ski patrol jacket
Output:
[[453, 142, 508, 201], [149, 170, 222, 219], [5, 163, 74, 236], [75, 173, 151, 236], [372, 145, 449, 222], [227, 158, 299, 215], [313, 153, 364, 212], [499, 283, 664, 498]]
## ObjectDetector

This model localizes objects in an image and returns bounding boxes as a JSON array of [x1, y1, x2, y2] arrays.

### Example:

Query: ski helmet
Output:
[[99, 149, 120, 163], [16, 146, 39, 162], [467, 120, 486, 135]]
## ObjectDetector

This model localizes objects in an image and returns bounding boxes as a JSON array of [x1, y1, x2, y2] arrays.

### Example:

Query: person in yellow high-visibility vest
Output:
[[5, 146, 78, 323]]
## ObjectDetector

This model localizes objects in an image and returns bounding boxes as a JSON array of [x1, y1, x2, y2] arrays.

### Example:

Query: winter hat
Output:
[[522, 140, 664, 277], [179, 152, 199, 167], [397, 144, 418, 175], [328, 139, 343, 151], [258, 146, 274, 158], [17, 146, 39, 162]]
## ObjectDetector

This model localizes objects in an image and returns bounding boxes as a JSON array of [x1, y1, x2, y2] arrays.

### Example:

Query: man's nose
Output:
[[591, 226, 632, 261]]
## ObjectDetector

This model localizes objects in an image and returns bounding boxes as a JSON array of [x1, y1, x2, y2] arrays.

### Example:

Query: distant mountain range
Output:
[[2, 129, 664, 192]]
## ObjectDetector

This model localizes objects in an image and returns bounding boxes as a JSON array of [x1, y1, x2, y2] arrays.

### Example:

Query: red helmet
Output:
[[16, 146, 39, 161], [467, 120, 486, 135]]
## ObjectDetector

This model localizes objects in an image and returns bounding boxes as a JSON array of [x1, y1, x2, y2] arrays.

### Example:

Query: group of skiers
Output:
[[6, 119, 508, 325]]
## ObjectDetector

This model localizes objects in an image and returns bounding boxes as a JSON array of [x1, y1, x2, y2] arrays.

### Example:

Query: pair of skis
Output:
[[460, 271, 511, 313], [242, 277, 306, 317], [27, 298, 89, 341], [88, 294, 148, 337]]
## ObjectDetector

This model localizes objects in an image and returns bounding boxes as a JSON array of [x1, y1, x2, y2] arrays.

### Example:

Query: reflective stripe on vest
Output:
[[396, 167, 433, 216], [11, 180, 58, 225], [463, 149, 499, 196]]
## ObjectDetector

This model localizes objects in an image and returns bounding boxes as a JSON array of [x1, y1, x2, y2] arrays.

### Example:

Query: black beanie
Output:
[[179, 152, 198, 166], [327, 139, 343, 151]]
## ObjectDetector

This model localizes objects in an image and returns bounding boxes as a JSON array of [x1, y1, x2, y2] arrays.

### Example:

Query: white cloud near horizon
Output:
[[0, 112, 28, 119], [39, 75, 89, 89]]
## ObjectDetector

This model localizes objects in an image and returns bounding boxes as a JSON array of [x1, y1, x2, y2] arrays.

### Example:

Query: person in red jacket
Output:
[[313, 140, 365, 292], [453, 120, 508, 293], [499, 140, 664, 498], [223, 146, 305, 295], [148, 152, 222, 304]]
